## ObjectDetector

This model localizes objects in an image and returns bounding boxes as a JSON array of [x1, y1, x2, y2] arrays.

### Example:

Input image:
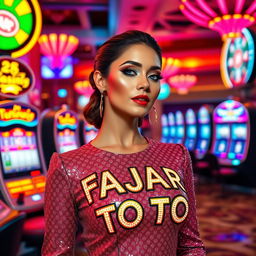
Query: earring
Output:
[[99, 92, 104, 118], [153, 105, 158, 121]]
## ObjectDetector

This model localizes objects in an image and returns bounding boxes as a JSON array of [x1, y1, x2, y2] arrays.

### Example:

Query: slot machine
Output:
[[212, 100, 249, 166], [40, 106, 80, 167], [174, 110, 185, 144], [195, 105, 213, 159], [168, 112, 176, 143], [161, 114, 169, 143], [0, 102, 46, 211], [184, 108, 197, 151]]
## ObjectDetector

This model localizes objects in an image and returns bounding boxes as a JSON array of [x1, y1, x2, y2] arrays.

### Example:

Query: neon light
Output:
[[0, 119, 37, 127], [180, 0, 256, 40], [0, 104, 36, 122], [221, 28, 255, 88], [157, 82, 170, 100], [57, 123, 77, 130], [232, 159, 241, 165], [168, 74, 197, 94], [74, 80, 93, 96], [161, 57, 181, 79], [57, 88, 67, 98], [57, 113, 77, 126], [0, 0, 42, 57], [196, 0, 217, 17], [0, 57, 34, 98], [39, 33, 79, 69]]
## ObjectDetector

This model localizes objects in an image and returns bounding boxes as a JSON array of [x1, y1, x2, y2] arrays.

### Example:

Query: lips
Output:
[[131, 95, 149, 106]]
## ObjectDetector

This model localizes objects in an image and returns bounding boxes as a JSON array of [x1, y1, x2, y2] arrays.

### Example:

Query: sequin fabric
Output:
[[42, 137, 205, 256]]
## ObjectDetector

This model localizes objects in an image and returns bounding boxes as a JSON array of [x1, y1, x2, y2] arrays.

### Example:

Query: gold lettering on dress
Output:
[[170, 195, 189, 223], [124, 167, 143, 192], [117, 199, 144, 229], [81, 173, 98, 205], [162, 167, 186, 192], [149, 197, 170, 225], [95, 204, 116, 234], [146, 166, 171, 190], [100, 170, 126, 199]]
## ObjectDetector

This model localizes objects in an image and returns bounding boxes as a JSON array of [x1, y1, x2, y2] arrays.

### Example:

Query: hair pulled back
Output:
[[83, 30, 162, 129]]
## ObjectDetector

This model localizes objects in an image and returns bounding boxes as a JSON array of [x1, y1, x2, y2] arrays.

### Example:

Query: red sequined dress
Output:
[[42, 137, 205, 256]]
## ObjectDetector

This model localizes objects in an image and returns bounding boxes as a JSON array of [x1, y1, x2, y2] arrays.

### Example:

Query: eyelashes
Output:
[[120, 68, 162, 82], [121, 68, 137, 76]]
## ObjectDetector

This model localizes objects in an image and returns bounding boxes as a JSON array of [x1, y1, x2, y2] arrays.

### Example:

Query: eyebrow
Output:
[[119, 60, 161, 71]]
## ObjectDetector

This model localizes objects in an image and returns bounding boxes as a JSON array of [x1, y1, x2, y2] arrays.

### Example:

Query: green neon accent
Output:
[[232, 159, 240, 166], [0, 0, 34, 50]]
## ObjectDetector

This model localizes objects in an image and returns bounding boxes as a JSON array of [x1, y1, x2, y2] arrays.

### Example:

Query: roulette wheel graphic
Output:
[[221, 28, 256, 88]]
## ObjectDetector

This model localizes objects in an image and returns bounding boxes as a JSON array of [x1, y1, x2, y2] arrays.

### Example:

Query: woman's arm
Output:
[[177, 145, 206, 256], [42, 153, 78, 256]]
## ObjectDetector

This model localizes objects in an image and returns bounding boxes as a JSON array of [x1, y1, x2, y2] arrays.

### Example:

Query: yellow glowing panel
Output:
[[15, 29, 29, 44], [12, 0, 42, 58], [4, 0, 14, 7], [35, 182, 45, 188], [22, 185, 34, 191], [15, 0, 32, 16], [10, 187, 22, 194]]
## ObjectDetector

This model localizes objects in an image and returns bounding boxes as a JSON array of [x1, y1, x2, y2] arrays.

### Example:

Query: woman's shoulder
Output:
[[149, 137, 186, 154]]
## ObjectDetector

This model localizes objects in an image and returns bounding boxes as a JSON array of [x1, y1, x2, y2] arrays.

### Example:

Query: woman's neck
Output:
[[93, 113, 145, 148]]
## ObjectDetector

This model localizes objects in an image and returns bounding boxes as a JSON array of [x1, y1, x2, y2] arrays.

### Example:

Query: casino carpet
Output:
[[195, 181, 256, 256]]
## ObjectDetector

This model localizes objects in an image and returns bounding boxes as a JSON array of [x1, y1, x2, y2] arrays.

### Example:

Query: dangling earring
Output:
[[153, 105, 158, 121], [99, 92, 104, 118]]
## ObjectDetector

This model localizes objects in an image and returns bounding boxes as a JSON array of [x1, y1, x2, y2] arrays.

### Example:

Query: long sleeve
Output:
[[42, 153, 78, 256], [177, 145, 206, 255]]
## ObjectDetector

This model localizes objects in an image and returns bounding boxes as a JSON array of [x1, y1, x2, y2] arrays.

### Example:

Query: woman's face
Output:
[[104, 43, 162, 119]]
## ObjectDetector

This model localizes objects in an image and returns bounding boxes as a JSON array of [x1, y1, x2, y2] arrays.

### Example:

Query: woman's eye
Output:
[[149, 74, 163, 82], [121, 68, 137, 76]]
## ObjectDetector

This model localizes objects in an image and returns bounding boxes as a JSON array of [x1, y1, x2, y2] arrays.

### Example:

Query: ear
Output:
[[93, 70, 107, 93]]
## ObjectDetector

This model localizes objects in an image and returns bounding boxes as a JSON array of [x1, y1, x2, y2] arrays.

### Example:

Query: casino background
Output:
[[0, 0, 256, 255]]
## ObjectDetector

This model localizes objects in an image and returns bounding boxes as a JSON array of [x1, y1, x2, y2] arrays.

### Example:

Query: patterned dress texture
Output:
[[42, 137, 205, 256]]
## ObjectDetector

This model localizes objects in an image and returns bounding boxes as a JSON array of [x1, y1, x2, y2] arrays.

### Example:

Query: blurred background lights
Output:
[[157, 82, 171, 100], [57, 88, 67, 98]]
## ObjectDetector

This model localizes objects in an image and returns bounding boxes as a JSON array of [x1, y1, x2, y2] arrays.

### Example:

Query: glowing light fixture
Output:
[[168, 74, 197, 94], [74, 80, 93, 97], [39, 33, 79, 69], [157, 82, 171, 100], [162, 57, 181, 79], [58, 88, 68, 98], [179, 0, 256, 40]]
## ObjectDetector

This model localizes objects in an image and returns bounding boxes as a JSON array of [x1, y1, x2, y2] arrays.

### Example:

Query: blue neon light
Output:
[[0, 119, 38, 127], [57, 124, 77, 129], [157, 83, 170, 100], [58, 89, 67, 98]]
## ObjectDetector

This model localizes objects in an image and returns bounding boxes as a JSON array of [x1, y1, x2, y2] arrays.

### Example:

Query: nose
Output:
[[137, 74, 150, 91]]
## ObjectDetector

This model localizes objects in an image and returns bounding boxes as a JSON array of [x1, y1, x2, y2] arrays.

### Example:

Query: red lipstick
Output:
[[131, 95, 149, 106]]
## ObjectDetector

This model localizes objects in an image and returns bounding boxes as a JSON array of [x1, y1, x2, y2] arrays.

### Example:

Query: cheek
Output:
[[107, 73, 130, 96]]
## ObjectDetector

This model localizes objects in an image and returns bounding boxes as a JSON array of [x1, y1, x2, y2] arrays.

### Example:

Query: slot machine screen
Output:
[[200, 125, 210, 139], [162, 127, 169, 137], [0, 128, 41, 177], [200, 140, 207, 150], [216, 124, 230, 139], [216, 140, 228, 154], [169, 126, 175, 137], [187, 126, 196, 138], [57, 128, 78, 153], [176, 126, 184, 138], [231, 124, 247, 139], [233, 141, 244, 154]]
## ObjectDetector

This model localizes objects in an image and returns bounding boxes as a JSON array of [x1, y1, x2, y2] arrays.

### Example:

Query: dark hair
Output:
[[83, 30, 162, 129]]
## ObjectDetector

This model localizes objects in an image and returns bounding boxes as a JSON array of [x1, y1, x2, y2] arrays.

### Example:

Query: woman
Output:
[[42, 30, 205, 256]]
